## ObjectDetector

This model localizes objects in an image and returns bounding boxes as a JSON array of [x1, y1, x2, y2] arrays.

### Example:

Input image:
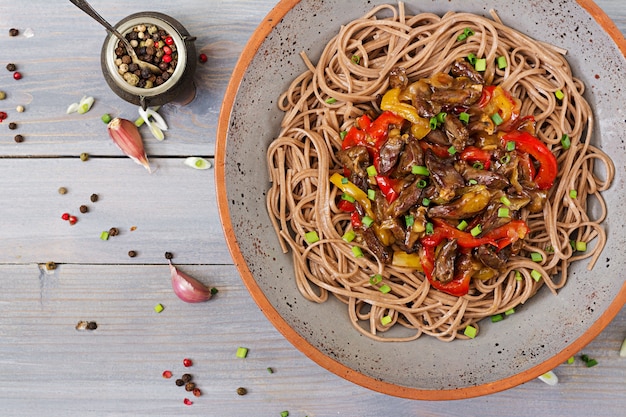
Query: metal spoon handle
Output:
[[68, 0, 126, 44]]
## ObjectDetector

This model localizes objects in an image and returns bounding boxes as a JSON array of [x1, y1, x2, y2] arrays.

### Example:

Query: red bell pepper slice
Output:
[[374, 175, 399, 203], [337, 199, 356, 213], [478, 85, 497, 108], [419, 140, 452, 159], [364, 111, 405, 148], [350, 211, 362, 228], [419, 245, 471, 297], [481, 219, 529, 250], [502, 130, 558, 190], [459, 146, 492, 170], [421, 218, 497, 249]]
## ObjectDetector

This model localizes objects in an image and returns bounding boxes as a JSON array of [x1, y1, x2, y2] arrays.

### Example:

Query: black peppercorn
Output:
[[164, 252, 173, 260], [128, 250, 137, 258], [9, 28, 19, 37], [236, 387, 247, 396], [6, 63, 16, 72], [79, 205, 88, 213], [86, 321, 98, 330], [108, 227, 119, 237], [185, 382, 196, 392], [181, 373, 192, 383], [175, 379, 185, 386], [8, 122, 17, 130], [90, 193, 98, 202], [13, 134, 24, 143]]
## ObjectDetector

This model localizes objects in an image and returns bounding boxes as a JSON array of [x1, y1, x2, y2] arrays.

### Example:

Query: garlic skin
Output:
[[169, 261, 213, 303], [107, 117, 152, 172]]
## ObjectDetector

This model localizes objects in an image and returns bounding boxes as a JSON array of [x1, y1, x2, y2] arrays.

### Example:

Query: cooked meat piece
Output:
[[378, 130, 405, 176], [476, 245, 510, 270], [386, 177, 424, 218], [425, 150, 465, 202], [336, 145, 370, 191], [362, 228, 392, 264], [433, 239, 458, 283], [427, 185, 491, 220], [424, 128, 451, 146], [443, 114, 470, 151], [389, 67, 409, 89], [394, 136, 424, 176], [430, 86, 483, 106], [450, 59, 485, 84], [456, 161, 510, 189]]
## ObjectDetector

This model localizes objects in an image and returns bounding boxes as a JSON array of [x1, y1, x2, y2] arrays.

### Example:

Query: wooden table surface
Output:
[[1, 1, 624, 416]]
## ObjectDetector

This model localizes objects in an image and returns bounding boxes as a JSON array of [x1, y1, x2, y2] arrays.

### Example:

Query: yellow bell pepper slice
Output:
[[381, 88, 431, 139], [329, 173, 374, 219]]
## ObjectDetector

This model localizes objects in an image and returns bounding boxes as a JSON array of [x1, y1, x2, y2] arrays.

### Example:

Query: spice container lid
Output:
[[101, 11, 197, 108]]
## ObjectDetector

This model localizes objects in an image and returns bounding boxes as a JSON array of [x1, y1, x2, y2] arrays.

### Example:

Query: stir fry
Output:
[[332, 62, 558, 296]]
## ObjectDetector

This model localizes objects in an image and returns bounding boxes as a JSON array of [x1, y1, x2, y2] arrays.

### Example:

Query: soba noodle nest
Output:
[[266, 3, 614, 341]]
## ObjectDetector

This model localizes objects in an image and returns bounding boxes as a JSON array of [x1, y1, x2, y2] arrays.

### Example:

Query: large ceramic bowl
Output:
[[216, 0, 626, 399]]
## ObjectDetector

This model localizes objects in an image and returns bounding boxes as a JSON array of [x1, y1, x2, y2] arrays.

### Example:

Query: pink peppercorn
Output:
[[183, 398, 193, 406], [183, 358, 193, 367], [162, 54, 172, 64], [13, 72, 22, 80], [69, 215, 78, 225], [162, 370, 172, 379], [163, 46, 172, 55], [164, 36, 174, 45], [61, 213, 70, 221], [198, 53, 207, 63]]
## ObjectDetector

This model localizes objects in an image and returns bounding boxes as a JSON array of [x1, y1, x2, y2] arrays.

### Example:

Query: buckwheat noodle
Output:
[[266, 3, 614, 341]]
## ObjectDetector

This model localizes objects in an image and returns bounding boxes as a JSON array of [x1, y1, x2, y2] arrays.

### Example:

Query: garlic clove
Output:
[[169, 260, 213, 303], [107, 117, 152, 172]]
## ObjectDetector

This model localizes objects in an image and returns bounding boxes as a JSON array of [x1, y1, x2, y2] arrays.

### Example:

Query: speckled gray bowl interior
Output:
[[222, 0, 626, 395]]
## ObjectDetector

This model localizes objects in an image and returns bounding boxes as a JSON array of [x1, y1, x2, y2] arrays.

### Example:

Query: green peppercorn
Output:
[[128, 250, 137, 258], [6, 63, 16, 72], [90, 193, 99, 202], [164, 252, 173, 260], [13, 134, 24, 143], [80, 152, 89, 161], [236, 387, 247, 396]]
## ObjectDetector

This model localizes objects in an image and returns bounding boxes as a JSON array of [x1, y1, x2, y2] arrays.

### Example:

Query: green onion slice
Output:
[[411, 165, 430, 176], [304, 231, 320, 244]]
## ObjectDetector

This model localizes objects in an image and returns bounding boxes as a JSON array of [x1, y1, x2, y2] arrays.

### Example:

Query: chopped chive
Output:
[[325, 97, 337, 104], [472, 162, 484, 170], [429, 117, 438, 130], [342, 230, 356, 242], [457, 220, 468, 231], [405, 215, 414, 227], [422, 197, 431, 207], [531, 269, 542, 282], [459, 112, 470, 124], [457, 33, 467, 42], [506, 141, 516, 151], [351, 55, 360, 64], [351, 246, 364, 258], [464, 28, 475, 37], [585, 358, 598, 367], [567, 356, 575, 364], [369, 274, 383, 285], [491, 314, 504, 323], [341, 176, 349, 184], [464, 325, 478, 339], [504, 308, 515, 315], [500, 196, 511, 207], [380, 315, 392, 325], [497, 55, 508, 69], [470, 224, 482, 237], [448, 145, 457, 155], [425, 222, 434, 235], [515, 271, 522, 281], [379, 284, 391, 294], [468, 179, 478, 185], [545, 245, 555, 253], [366, 165, 378, 177], [362, 216, 374, 228], [569, 189, 578, 199], [581, 354, 590, 362], [570, 240, 576, 249], [497, 207, 510, 218], [531, 252, 543, 262], [304, 231, 320, 244], [474, 58, 487, 72], [436, 112, 447, 124], [467, 53, 477, 65], [575, 241, 587, 252], [491, 112, 504, 126], [367, 189, 376, 200], [267, 367, 274, 374], [236, 347, 249, 358], [411, 165, 430, 176], [100, 231, 109, 241], [340, 130, 348, 140], [341, 193, 356, 203], [416, 179, 428, 188], [561, 134, 571, 149], [555, 89, 565, 100], [154, 303, 164, 313]]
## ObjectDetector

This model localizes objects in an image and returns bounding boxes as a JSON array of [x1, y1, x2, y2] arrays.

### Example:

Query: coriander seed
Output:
[[236, 387, 247, 396], [0, 91, 6, 100], [79, 205, 88, 213], [13, 134, 24, 143], [6, 63, 16, 72], [80, 152, 89, 161], [58, 187, 67, 195]]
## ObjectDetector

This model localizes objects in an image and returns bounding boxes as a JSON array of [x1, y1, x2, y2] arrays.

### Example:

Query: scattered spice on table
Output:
[[6, 63, 16, 72], [80, 152, 89, 161], [236, 387, 247, 396], [13, 72, 22, 80], [69, 215, 77, 225], [183, 398, 193, 406], [13, 134, 23, 143], [198, 53, 208, 63], [90, 193, 99, 202], [236, 347, 249, 358], [153, 303, 164, 313], [8, 122, 17, 130], [79, 205, 88, 213], [75, 321, 97, 331], [128, 250, 137, 258], [185, 382, 196, 392], [108, 227, 119, 237], [58, 187, 67, 195], [16, 105, 24, 113], [183, 358, 193, 367], [162, 370, 172, 379], [0, 91, 6, 100], [0, 112, 7, 122], [9, 28, 19, 37], [164, 251, 173, 260], [45, 261, 56, 271]]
